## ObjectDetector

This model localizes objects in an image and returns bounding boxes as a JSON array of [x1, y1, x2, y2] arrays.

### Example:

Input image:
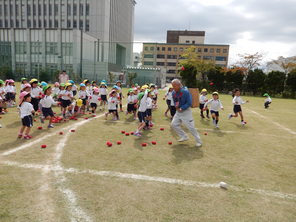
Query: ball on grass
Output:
[[151, 141, 157, 145], [204, 132, 208, 136], [160, 128, 165, 131], [121, 130, 126, 134], [37, 126, 43, 130], [219, 182, 228, 189], [125, 133, 130, 136], [168, 142, 173, 145], [71, 129, 75, 133], [41, 145, 47, 149], [59, 132, 64, 135], [117, 141, 122, 145]]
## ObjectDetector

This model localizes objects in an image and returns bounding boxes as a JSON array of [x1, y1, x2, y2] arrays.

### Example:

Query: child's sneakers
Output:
[[228, 114, 233, 120], [48, 124, 54, 128], [23, 135, 32, 140], [134, 132, 142, 137], [17, 133, 22, 138], [241, 121, 247, 125]]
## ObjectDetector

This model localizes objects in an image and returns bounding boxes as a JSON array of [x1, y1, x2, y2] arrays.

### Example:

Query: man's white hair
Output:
[[171, 79, 182, 86]]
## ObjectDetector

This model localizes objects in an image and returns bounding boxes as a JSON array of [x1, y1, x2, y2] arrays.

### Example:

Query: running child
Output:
[[134, 87, 149, 137], [204, 92, 224, 128], [20, 78, 28, 91], [99, 82, 108, 111], [146, 90, 153, 127], [105, 90, 119, 121], [89, 87, 100, 114], [40, 85, 58, 128], [0, 79, 6, 114], [78, 83, 90, 114], [126, 89, 138, 120], [228, 88, 249, 125], [30, 79, 43, 111], [52, 82, 60, 100], [263, 93, 272, 109], [68, 80, 77, 96], [116, 81, 124, 112], [18, 92, 35, 139], [199, 89, 209, 119], [61, 83, 74, 118], [5, 79, 16, 106]]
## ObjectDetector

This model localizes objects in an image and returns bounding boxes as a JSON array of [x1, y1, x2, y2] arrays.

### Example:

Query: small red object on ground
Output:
[[121, 130, 126, 134], [160, 128, 164, 131], [117, 141, 122, 145], [41, 145, 47, 149], [38, 126, 43, 130], [142, 143, 147, 147], [168, 142, 173, 145], [71, 129, 75, 133], [59, 132, 64, 135], [125, 133, 130, 136], [151, 141, 157, 145], [130, 132, 134, 135], [204, 132, 208, 136]]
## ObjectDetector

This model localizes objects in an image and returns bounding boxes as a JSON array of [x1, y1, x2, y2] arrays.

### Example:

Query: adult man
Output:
[[59, 70, 69, 84], [171, 79, 202, 147]]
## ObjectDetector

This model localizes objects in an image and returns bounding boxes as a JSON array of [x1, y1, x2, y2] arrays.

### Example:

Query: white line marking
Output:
[[1, 115, 103, 156], [2, 160, 296, 201], [248, 109, 296, 135]]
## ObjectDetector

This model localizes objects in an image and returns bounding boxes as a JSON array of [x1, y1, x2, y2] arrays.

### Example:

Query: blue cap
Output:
[[80, 83, 86, 87]]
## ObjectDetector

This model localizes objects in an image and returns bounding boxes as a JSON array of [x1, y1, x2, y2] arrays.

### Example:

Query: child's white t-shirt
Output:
[[232, 96, 246, 105], [108, 97, 118, 110], [138, 91, 148, 112], [204, 99, 223, 112], [5, 85, 15, 93], [20, 102, 34, 118], [146, 97, 153, 109], [52, 87, 60, 96], [199, 95, 208, 104], [99, 87, 108, 95], [72, 85, 77, 91], [31, 87, 42, 98], [40, 95, 57, 108], [265, 97, 272, 103], [78, 90, 90, 99], [62, 90, 73, 100], [89, 94, 100, 104], [0, 87, 6, 99]]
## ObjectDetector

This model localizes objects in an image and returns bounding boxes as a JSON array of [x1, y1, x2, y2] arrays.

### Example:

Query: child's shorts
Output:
[[73, 90, 77, 96], [146, 109, 152, 117], [108, 109, 117, 114], [82, 98, 87, 106], [90, 103, 97, 109], [166, 99, 171, 106], [31, 98, 41, 111], [5, 92, 15, 101], [199, 103, 205, 110], [233, 105, 242, 113], [153, 95, 158, 101], [210, 110, 219, 116], [61, 99, 71, 108], [22, 115, 33, 127], [127, 103, 136, 112], [101, 95, 107, 102], [42, 107, 54, 118], [138, 111, 147, 123]]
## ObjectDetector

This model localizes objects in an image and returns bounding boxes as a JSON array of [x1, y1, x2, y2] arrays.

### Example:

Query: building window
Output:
[[54, 20, 58, 28], [216, 48, 221, 53], [215, 56, 227, 61], [46, 42, 59, 55], [27, 5, 31, 16], [143, 61, 154, 66], [0, 5, 2, 16], [157, 54, 165, 59], [162, 47, 165, 51], [203, 56, 213, 60], [167, 62, 177, 66], [49, 20, 52, 28], [150, 47, 154, 51], [168, 47, 172, 51], [204, 48, 208, 53], [73, 4, 77, 16], [210, 48, 214, 53], [15, 42, 27, 54], [62, 43, 73, 56], [49, 4, 52, 16], [156, 62, 165, 66], [186, 40, 190, 44], [16, 5, 19, 16], [79, 20, 83, 29], [86, 20, 90, 31], [223, 49, 228, 53], [174, 47, 178, 51], [167, 55, 177, 59], [167, 70, 176, 74], [180, 48, 183, 52], [86, 4, 90, 16], [79, 3, 84, 15], [33, 4, 36, 16], [73, 20, 77, 28], [144, 54, 154, 58], [33, 20, 36, 28], [16, 20, 20, 28], [27, 20, 31, 28], [38, 20, 42, 27], [54, 4, 59, 15], [44, 5, 47, 16], [67, 20, 71, 28], [67, 5, 71, 15], [197, 48, 202, 53], [44, 20, 47, 27], [192, 41, 196, 44], [144, 47, 148, 51], [157, 47, 160, 51], [38, 4, 41, 16]]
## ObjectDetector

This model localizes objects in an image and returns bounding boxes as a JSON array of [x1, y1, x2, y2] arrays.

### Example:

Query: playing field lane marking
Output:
[[247, 109, 296, 135], [1, 114, 105, 156], [2, 160, 296, 201]]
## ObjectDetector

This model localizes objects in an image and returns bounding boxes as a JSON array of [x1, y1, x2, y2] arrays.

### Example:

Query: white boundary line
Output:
[[247, 109, 296, 135], [1, 160, 296, 201]]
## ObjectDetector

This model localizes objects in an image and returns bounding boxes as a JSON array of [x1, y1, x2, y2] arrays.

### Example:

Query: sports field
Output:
[[0, 87, 296, 222]]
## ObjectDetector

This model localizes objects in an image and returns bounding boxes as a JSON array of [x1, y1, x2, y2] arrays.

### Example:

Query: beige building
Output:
[[142, 30, 230, 80]]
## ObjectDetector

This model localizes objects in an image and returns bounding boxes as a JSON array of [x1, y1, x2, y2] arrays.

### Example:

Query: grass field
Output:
[[0, 84, 296, 222]]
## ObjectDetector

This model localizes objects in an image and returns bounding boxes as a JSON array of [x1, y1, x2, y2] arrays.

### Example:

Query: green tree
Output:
[[39, 69, 51, 82], [224, 69, 244, 91], [0, 66, 14, 80], [127, 72, 137, 87], [246, 69, 266, 95], [265, 71, 285, 95], [206, 66, 225, 91], [286, 69, 296, 97]]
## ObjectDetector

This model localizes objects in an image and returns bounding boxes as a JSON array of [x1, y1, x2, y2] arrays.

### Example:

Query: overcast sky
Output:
[[133, 0, 296, 65]]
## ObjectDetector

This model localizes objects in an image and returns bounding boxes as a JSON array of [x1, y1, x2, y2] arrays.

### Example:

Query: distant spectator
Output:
[[59, 71, 69, 84]]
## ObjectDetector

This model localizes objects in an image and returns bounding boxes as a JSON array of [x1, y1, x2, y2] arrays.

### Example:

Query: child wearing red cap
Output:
[[18, 92, 35, 139]]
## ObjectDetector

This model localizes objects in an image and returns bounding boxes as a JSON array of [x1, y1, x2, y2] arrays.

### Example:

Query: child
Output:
[[228, 88, 249, 125], [68, 80, 77, 96], [30, 78, 43, 111], [18, 92, 35, 139], [99, 82, 108, 111], [84, 80, 92, 111], [61, 83, 74, 118], [199, 89, 210, 119], [40, 85, 57, 128], [89, 88, 100, 114], [164, 85, 174, 117], [146, 91, 153, 127], [126, 89, 138, 120], [263, 93, 272, 109], [105, 90, 119, 120], [116, 81, 124, 112], [150, 84, 158, 108], [78, 83, 90, 114], [0, 80, 6, 114], [134, 88, 149, 137], [91, 81, 98, 91], [20, 78, 28, 91], [204, 92, 224, 128], [52, 82, 60, 100], [5, 79, 16, 106], [21, 84, 31, 93]]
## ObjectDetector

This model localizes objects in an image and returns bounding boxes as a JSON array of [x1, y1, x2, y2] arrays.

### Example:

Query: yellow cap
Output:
[[30, 78, 38, 83], [201, 89, 207, 93], [212, 92, 219, 95], [65, 83, 72, 87], [141, 85, 149, 90]]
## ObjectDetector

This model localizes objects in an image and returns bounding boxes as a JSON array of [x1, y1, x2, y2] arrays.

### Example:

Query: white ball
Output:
[[219, 182, 228, 189]]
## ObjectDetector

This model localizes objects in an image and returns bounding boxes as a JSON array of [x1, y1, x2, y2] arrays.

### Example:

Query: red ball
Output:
[[117, 141, 122, 145], [204, 132, 208, 136], [210, 82, 214, 86], [151, 141, 157, 145], [38, 127, 43, 130], [142, 143, 147, 147], [160, 128, 164, 131], [168, 142, 173, 145], [59, 132, 64, 135], [130, 132, 134, 135], [84, 117, 89, 120], [41, 145, 47, 149], [121, 130, 126, 134], [181, 66, 185, 71], [71, 130, 75, 133], [125, 133, 130, 136]]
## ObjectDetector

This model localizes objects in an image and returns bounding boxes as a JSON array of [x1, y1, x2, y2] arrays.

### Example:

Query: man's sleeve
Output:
[[180, 90, 192, 110]]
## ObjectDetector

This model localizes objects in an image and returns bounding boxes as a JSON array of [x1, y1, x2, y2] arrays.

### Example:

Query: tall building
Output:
[[0, 0, 136, 80], [142, 30, 230, 81]]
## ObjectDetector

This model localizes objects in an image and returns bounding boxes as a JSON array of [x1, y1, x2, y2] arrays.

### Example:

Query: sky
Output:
[[133, 0, 296, 65]]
